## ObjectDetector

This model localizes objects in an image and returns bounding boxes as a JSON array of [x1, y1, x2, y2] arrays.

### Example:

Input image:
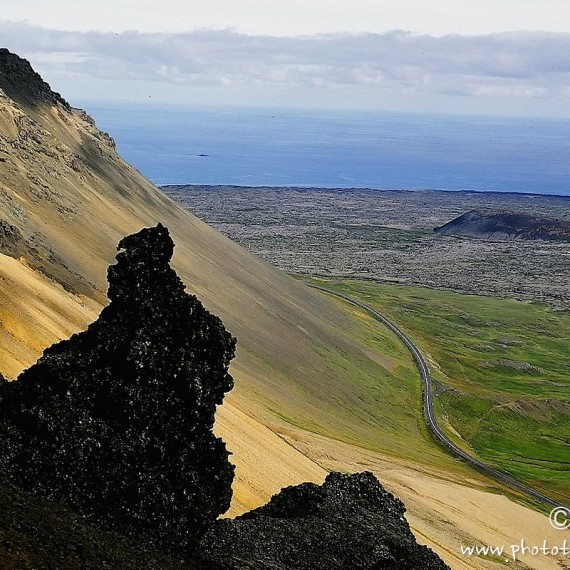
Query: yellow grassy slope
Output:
[[0, 91, 560, 569]]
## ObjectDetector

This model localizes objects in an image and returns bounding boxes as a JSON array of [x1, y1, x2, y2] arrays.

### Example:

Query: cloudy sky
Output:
[[1, 0, 570, 116]]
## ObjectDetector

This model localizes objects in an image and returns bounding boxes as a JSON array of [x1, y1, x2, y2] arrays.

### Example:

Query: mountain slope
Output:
[[0, 49, 563, 569], [0, 48, 335, 508]]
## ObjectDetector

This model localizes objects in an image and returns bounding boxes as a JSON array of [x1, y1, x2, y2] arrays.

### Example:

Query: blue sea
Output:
[[83, 104, 570, 196]]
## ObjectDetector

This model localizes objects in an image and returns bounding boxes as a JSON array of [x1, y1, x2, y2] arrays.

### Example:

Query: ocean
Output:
[[83, 104, 570, 196]]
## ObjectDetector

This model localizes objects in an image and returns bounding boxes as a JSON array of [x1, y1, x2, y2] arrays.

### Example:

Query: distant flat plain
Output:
[[162, 186, 570, 307]]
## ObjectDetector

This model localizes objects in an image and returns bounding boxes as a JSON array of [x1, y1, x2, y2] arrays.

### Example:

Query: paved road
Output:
[[310, 284, 568, 510]]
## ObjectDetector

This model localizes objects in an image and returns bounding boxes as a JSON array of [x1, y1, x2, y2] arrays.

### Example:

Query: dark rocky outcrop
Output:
[[0, 220, 25, 257], [0, 477, 199, 570], [199, 471, 450, 569], [0, 48, 70, 109], [0, 224, 449, 568], [435, 210, 570, 241], [0, 224, 236, 555]]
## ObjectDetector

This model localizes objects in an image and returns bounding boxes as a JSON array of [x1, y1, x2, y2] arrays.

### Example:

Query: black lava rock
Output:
[[0, 224, 236, 554], [0, 477, 200, 569], [199, 471, 450, 569]]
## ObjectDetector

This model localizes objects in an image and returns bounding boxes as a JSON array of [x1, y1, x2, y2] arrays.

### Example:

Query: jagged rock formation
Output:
[[0, 224, 236, 554], [434, 210, 570, 241], [199, 472, 450, 569]]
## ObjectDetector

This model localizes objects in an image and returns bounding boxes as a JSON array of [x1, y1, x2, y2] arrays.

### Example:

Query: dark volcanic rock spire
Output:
[[0, 224, 236, 554]]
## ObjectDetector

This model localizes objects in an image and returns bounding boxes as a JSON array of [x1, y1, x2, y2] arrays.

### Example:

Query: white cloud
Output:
[[2, 0, 570, 36], [2, 23, 570, 115]]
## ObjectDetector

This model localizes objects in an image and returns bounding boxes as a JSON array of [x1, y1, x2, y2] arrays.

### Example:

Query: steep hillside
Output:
[[0, 48, 334, 508], [0, 49, 563, 569], [434, 209, 570, 241]]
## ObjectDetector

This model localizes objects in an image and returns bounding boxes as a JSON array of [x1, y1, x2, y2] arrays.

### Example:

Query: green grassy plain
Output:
[[241, 290, 462, 471], [303, 277, 570, 503]]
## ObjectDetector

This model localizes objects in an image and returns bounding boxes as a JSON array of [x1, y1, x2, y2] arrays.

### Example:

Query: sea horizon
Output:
[[83, 103, 570, 197], [161, 182, 570, 201]]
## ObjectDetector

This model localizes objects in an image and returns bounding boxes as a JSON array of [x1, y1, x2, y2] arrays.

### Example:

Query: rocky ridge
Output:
[[0, 48, 71, 110], [0, 50, 121, 300]]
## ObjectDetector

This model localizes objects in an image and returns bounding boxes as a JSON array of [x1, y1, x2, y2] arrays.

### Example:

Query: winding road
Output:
[[310, 284, 568, 511]]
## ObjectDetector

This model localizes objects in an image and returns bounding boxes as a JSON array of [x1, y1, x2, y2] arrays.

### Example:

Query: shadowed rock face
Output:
[[0, 224, 236, 554], [0, 220, 24, 257], [0, 48, 70, 109], [199, 471, 450, 569]]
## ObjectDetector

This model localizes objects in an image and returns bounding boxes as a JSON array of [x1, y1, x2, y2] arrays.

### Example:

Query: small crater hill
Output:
[[434, 210, 570, 241]]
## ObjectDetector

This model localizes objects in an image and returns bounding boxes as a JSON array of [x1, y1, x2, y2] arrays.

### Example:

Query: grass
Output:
[[236, 290, 465, 473], [301, 277, 570, 503]]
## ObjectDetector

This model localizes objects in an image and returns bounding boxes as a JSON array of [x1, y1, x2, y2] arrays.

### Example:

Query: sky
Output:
[[1, 1, 570, 116]]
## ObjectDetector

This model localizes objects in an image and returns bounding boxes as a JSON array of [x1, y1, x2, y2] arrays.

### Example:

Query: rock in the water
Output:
[[199, 471, 450, 569], [0, 224, 236, 554]]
